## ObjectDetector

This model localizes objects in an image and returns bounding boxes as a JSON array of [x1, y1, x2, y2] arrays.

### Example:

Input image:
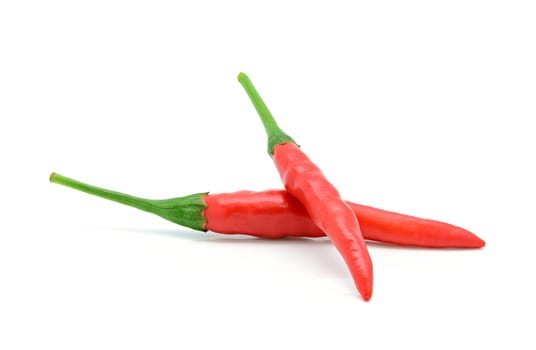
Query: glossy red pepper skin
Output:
[[205, 190, 321, 238], [274, 142, 374, 300], [204, 190, 485, 248]]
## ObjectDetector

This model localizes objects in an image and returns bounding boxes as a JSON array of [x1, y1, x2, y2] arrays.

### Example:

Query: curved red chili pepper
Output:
[[50, 173, 485, 248], [238, 73, 374, 300]]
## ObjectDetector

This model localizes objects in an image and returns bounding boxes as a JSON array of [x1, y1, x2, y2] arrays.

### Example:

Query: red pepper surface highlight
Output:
[[50, 173, 485, 248], [237, 73, 374, 300]]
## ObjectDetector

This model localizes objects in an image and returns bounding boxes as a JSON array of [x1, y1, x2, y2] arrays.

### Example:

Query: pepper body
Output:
[[272, 142, 373, 300], [205, 190, 322, 238], [205, 190, 483, 247]]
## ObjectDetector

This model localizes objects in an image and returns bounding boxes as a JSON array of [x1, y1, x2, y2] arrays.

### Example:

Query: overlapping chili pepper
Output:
[[50, 72, 485, 301], [238, 73, 374, 300]]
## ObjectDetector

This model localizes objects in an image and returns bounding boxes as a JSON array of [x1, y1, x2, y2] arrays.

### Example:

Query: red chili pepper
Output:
[[207, 191, 484, 248], [49, 173, 485, 248], [238, 73, 374, 300]]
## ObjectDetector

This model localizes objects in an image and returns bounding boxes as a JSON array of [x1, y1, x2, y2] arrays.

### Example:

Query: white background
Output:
[[1, 1, 535, 349]]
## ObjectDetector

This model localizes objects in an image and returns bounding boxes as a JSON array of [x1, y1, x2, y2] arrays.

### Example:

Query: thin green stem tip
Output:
[[50, 173, 207, 232], [237, 72, 296, 156]]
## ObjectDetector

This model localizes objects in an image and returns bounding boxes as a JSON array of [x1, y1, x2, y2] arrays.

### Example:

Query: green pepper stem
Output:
[[49, 173, 207, 231], [237, 72, 296, 156]]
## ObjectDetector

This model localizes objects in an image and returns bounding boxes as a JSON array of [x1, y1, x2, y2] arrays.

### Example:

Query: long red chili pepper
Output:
[[238, 73, 374, 300], [49, 173, 485, 248]]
